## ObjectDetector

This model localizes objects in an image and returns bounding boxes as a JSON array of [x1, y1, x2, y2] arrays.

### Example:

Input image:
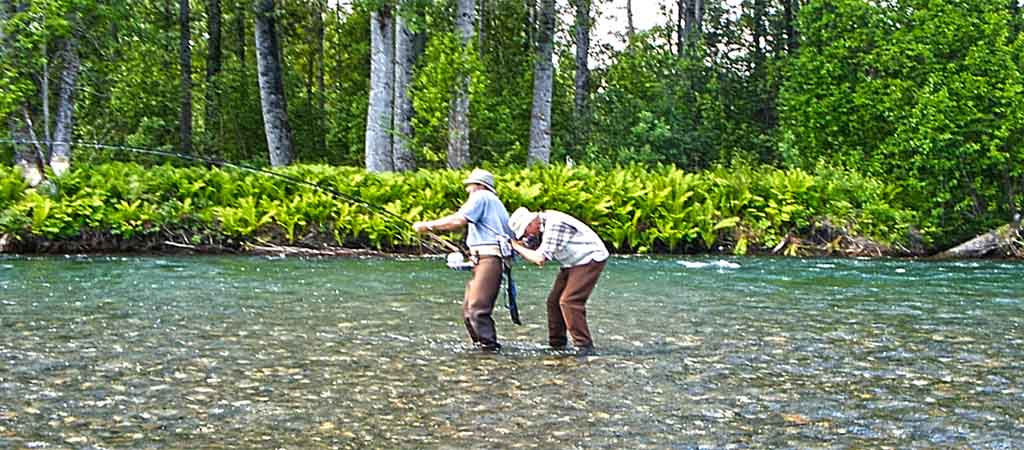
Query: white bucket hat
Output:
[[462, 168, 497, 193], [508, 207, 537, 239]]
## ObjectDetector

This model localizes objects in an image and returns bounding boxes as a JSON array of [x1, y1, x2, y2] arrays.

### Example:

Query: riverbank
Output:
[[0, 222, 913, 258], [6, 224, 1021, 259], [1, 227, 1002, 259]]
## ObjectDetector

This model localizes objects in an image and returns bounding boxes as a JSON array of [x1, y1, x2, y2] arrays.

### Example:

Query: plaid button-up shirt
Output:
[[535, 211, 609, 267], [537, 220, 576, 261]]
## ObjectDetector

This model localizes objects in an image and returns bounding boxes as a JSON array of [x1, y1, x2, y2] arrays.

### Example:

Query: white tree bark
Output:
[[392, 0, 417, 171], [254, 0, 294, 166], [528, 0, 555, 165], [447, 0, 474, 169], [365, 6, 395, 172], [51, 35, 80, 176], [13, 111, 44, 187]]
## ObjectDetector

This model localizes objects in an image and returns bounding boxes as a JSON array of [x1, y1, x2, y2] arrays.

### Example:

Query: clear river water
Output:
[[1, 255, 1022, 449]]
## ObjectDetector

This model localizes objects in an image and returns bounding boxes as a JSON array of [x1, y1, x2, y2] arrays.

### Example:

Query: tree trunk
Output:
[[365, 6, 395, 172], [1, 1, 9, 152], [751, 0, 771, 126], [526, 0, 535, 53], [392, 0, 417, 171], [478, 0, 485, 56], [527, 0, 555, 166], [676, 0, 683, 56], [783, 0, 798, 53], [315, 0, 326, 156], [572, 0, 590, 154], [626, 0, 634, 38], [696, 0, 704, 38], [235, 0, 246, 64], [2, 3, 44, 186], [254, 0, 293, 166], [232, 0, 249, 154], [447, 0, 474, 169], [1011, 0, 1021, 37], [752, 0, 767, 70], [41, 42, 50, 157], [207, 0, 222, 151], [179, 0, 193, 153], [13, 109, 45, 187], [51, 35, 80, 176], [679, 0, 702, 54]]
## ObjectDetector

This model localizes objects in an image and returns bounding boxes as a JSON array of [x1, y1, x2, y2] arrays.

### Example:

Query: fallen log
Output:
[[937, 217, 1022, 259]]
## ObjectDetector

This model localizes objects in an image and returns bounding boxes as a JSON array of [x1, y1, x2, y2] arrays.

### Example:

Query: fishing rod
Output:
[[0, 138, 463, 255], [3, 138, 521, 323]]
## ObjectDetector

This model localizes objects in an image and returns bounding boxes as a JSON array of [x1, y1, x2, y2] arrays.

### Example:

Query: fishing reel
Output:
[[446, 252, 475, 271], [522, 234, 541, 250]]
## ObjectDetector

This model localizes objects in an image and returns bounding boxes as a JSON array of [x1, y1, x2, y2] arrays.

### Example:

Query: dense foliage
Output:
[[2, 0, 1022, 251], [780, 0, 1024, 242], [0, 164, 916, 254]]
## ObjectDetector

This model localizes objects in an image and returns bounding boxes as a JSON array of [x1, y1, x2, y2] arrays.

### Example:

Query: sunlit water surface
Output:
[[1, 255, 1022, 448]]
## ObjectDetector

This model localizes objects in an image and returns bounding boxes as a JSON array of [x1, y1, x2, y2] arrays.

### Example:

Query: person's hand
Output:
[[412, 221, 433, 234]]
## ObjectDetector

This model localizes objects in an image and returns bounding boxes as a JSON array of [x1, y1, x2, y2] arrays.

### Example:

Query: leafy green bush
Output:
[[780, 0, 1024, 242], [0, 163, 919, 254]]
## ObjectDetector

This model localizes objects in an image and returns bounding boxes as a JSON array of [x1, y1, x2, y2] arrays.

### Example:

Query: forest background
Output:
[[0, 0, 1022, 255]]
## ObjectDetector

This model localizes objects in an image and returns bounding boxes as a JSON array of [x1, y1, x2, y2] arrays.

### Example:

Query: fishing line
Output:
[[4, 138, 523, 324], [0, 138, 461, 255]]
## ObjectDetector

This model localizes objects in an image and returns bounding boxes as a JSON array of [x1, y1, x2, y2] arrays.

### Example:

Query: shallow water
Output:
[[1, 255, 1022, 448]]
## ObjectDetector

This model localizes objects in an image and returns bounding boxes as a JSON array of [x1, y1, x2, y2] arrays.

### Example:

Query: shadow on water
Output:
[[1, 255, 1022, 448]]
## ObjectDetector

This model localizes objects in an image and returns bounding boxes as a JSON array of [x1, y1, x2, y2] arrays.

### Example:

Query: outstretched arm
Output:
[[412, 214, 469, 233], [510, 240, 547, 266]]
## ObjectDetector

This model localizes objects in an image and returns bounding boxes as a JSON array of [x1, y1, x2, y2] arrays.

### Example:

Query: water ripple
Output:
[[0, 256, 1022, 448]]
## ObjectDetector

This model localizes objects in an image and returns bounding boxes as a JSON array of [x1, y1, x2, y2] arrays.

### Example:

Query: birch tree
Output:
[[254, 0, 293, 166], [365, 4, 395, 172], [50, 34, 80, 176], [392, 0, 417, 171], [447, 0, 473, 169], [527, 0, 555, 165]]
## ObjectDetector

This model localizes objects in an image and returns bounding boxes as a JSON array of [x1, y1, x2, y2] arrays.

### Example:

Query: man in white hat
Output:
[[413, 168, 514, 352], [507, 207, 608, 355]]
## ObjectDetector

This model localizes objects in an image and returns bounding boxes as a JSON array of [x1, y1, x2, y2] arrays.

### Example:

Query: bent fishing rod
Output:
[[0, 138, 464, 255], [6, 137, 524, 324]]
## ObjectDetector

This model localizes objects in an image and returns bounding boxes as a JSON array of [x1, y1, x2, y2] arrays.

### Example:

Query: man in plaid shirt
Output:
[[508, 207, 609, 355]]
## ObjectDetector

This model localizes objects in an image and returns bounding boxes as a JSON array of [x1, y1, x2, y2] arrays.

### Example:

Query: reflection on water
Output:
[[1, 255, 1023, 448]]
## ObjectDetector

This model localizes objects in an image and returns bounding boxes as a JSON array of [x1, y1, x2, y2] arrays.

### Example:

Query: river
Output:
[[1, 255, 1022, 448]]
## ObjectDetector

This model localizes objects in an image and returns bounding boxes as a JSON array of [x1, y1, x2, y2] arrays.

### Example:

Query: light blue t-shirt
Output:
[[457, 190, 513, 248]]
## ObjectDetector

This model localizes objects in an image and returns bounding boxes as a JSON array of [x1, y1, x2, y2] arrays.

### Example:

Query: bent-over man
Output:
[[507, 207, 608, 355]]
